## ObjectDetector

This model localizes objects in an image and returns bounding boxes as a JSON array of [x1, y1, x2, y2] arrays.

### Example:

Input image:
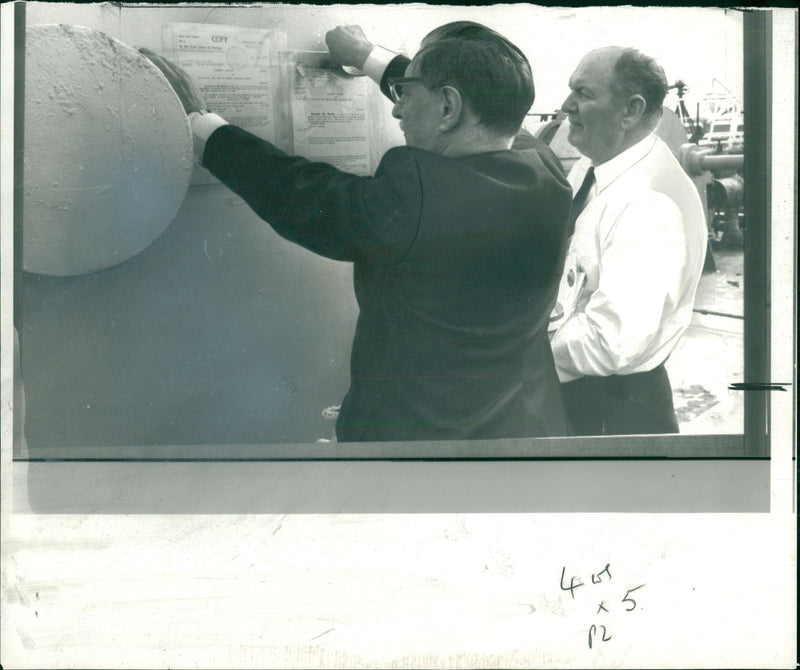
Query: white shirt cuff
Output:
[[189, 111, 229, 142], [362, 45, 398, 84]]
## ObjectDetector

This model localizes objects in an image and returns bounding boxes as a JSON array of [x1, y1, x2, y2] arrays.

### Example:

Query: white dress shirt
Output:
[[549, 134, 707, 382]]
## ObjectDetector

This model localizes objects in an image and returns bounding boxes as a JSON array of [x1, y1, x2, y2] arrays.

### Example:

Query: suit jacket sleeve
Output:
[[379, 55, 412, 100], [202, 124, 422, 264]]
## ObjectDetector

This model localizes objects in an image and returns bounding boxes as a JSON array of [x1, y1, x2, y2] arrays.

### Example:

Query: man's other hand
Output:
[[139, 47, 207, 115], [325, 25, 374, 70]]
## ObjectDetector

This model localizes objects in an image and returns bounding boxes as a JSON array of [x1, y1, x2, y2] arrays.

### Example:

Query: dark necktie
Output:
[[567, 167, 595, 236]]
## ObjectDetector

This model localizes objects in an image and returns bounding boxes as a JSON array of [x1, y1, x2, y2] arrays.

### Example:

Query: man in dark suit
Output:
[[141, 24, 571, 442]]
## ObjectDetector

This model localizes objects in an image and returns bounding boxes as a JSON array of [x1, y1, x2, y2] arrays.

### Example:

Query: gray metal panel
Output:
[[19, 184, 358, 448]]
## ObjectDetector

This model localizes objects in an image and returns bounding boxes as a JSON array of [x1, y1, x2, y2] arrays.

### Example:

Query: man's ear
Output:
[[438, 85, 463, 131], [621, 94, 647, 129]]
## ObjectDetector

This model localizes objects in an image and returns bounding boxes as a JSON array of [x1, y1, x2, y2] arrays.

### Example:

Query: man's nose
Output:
[[561, 92, 577, 114], [391, 100, 403, 119]]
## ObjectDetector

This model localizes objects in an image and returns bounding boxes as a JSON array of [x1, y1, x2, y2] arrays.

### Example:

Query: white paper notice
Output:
[[162, 23, 285, 143], [289, 53, 371, 176]]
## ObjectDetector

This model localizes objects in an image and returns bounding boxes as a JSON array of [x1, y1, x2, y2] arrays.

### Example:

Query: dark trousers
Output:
[[560, 364, 679, 436]]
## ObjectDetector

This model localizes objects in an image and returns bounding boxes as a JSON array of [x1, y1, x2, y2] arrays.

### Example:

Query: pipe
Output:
[[696, 153, 745, 172], [678, 143, 744, 176], [709, 175, 745, 206]]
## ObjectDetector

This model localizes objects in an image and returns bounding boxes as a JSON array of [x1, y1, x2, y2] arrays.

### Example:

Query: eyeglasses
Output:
[[387, 76, 423, 103]]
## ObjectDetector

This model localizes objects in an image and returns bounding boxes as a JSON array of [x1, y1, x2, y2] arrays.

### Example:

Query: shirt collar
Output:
[[592, 134, 657, 192]]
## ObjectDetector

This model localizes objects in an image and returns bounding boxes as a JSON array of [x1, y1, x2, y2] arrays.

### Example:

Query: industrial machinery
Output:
[[671, 79, 745, 251], [669, 80, 705, 144], [678, 143, 745, 252]]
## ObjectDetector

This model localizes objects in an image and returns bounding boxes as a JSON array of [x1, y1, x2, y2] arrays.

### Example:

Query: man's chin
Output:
[[566, 128, 583, 151]]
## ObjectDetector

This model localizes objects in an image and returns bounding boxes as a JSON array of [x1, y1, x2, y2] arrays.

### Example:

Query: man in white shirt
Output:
[[548, 47, 707, 435]]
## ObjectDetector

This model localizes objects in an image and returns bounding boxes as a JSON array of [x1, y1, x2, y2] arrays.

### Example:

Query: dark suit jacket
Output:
[[203, 120, 571, 441]]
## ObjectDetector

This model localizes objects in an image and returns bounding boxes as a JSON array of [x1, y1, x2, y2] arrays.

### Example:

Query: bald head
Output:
[[578, 46, 625, 70]]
